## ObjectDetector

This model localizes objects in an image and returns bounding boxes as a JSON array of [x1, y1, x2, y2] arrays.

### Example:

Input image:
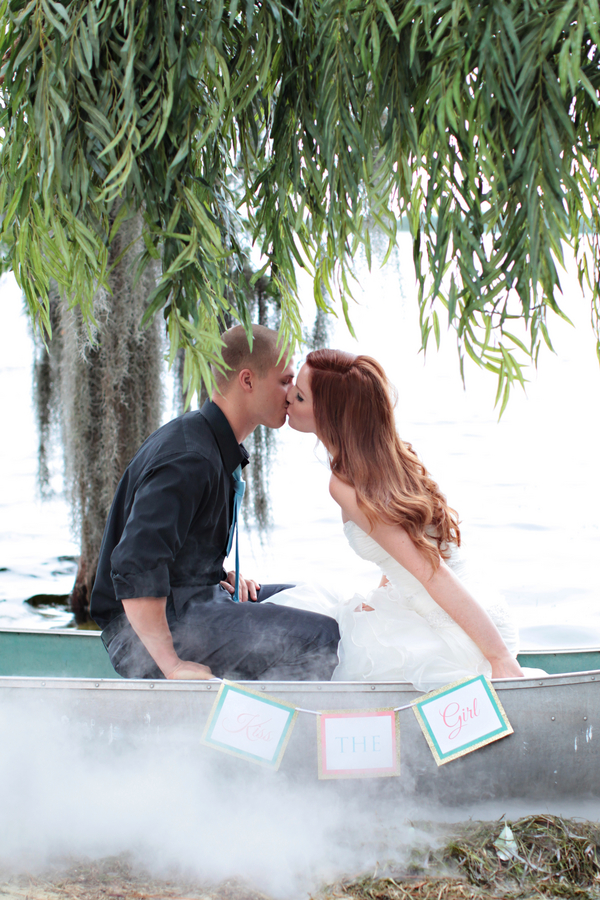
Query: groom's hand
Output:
[[220, 571, 261, 602], [166, 660, 214, 680]]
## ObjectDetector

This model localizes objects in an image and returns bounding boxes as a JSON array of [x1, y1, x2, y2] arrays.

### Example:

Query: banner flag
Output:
[[202, 680, 298, 769], [317, 708, 400, 780], [412, 674, 513, 766]]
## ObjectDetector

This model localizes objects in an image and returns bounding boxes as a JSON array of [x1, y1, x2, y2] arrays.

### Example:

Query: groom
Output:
[[90, 325, 340, 681]]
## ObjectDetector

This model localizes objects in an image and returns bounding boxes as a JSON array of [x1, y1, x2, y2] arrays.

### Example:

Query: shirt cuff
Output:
[[111, 564, 171, 601]]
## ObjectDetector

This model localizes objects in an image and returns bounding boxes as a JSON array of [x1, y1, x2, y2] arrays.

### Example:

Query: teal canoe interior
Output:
[[0, 628, 599, 680]]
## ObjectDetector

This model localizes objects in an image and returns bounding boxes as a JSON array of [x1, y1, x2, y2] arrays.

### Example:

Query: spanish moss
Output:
[[32, 284, 61, 499], [33, 210, 163, 624]]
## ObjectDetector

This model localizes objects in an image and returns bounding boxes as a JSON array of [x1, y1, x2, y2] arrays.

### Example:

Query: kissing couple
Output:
[[91, 324, 526, 689]]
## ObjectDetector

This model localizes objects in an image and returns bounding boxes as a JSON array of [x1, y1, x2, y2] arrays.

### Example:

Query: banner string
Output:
[[207, 678, 417, 716]]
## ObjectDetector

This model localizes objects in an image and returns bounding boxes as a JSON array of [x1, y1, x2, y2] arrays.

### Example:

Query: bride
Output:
[[267, 348, 526, 690]]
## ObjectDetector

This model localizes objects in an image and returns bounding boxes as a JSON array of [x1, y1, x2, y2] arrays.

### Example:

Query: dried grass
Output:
[[1, 817, 599, 900], [445, 814, 600, 896], [0, 855, 271, 900], [318, 815, 600, 900]]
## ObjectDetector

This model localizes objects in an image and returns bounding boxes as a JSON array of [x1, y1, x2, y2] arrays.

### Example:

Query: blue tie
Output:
[[226, 465, 246, 602]]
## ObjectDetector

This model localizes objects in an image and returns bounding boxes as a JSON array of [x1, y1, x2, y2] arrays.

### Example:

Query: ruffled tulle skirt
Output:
[[265, 580, 537, 692]]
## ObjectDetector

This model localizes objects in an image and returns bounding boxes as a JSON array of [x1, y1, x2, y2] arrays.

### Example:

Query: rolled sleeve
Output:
[[111, 563, 171, 601], [110, 453, 212, 600]]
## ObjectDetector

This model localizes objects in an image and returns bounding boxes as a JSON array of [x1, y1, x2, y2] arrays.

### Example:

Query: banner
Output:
[[412, 674, 513, 766], [201, 680, 298, 769], [201, 675, 515, 774], [317, 708, 400, 779]]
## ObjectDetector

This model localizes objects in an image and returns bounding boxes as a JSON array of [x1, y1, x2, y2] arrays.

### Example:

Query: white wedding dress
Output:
[[267, 521, 524, 691]]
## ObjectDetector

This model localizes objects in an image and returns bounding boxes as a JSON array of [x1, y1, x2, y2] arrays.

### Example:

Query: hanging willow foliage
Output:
[[0, 0, 599, 409]]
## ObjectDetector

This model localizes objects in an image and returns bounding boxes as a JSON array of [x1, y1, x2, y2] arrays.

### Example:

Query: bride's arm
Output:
[[330, 476, 524, 679]]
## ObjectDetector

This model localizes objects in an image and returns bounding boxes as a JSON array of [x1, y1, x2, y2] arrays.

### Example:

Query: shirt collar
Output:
[[199, 400, 249, 474]]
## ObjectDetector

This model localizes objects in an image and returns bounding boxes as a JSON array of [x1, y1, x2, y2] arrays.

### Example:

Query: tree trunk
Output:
[[59, 211, 163, 624]]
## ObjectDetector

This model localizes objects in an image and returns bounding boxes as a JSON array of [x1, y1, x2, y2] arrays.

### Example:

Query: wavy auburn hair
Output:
[[305, 349, 461, 568]]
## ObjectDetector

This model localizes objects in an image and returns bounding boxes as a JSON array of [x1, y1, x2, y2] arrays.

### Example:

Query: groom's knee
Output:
[[298, 613, 340, 680], [293, 611, 340, 673], [315, 614, 340, 648]]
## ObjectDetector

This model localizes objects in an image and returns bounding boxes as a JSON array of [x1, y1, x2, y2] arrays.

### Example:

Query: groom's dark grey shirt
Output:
[[90, 401, 248, 631]]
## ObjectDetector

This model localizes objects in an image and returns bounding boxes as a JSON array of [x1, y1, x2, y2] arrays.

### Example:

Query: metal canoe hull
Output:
[[0, 668, 598, 803]]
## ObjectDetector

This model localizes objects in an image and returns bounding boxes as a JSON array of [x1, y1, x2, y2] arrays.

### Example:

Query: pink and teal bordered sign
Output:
[[412, 674, 513, 766], [317, 709, 400, 779]]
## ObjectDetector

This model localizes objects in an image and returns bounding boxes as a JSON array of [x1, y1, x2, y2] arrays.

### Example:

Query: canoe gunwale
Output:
[[0, 668, 598, 693], [0, 626, 103, 637]]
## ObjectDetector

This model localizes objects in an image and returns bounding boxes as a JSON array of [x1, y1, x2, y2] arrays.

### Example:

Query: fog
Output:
[[0, 696, 427, 896], [1, 693, 599, 898]]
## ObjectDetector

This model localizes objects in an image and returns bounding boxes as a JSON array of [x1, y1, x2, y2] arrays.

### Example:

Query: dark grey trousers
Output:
[[103, 583, 340, 681]]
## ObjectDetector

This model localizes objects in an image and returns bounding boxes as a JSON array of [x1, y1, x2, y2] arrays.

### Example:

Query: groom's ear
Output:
[[238, 368, 255, 392]]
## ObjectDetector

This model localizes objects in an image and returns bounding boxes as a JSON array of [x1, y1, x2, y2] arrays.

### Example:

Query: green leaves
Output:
[[0, 0, 599, 403], [394, 0, 600, 410]]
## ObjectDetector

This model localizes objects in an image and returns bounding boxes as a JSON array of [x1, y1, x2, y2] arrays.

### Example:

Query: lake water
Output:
[[1, 239, 599, 648]]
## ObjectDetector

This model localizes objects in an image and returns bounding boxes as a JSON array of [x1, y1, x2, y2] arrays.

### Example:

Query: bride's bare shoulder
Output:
[[328, 473, 358, 509]]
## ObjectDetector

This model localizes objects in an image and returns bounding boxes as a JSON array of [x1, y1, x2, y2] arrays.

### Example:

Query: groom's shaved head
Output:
[[214, 324, 287, 390]]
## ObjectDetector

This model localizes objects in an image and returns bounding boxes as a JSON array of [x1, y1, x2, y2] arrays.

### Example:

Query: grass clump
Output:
[[446, 814, 600, 896], [317, 815, 600, 900]]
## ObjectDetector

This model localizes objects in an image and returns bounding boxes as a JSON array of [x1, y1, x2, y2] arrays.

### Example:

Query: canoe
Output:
[[0, 627, 598, 803]]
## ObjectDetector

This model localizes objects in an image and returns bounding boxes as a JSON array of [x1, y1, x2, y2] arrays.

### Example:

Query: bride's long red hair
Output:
[[305, 349, 461, 568]]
